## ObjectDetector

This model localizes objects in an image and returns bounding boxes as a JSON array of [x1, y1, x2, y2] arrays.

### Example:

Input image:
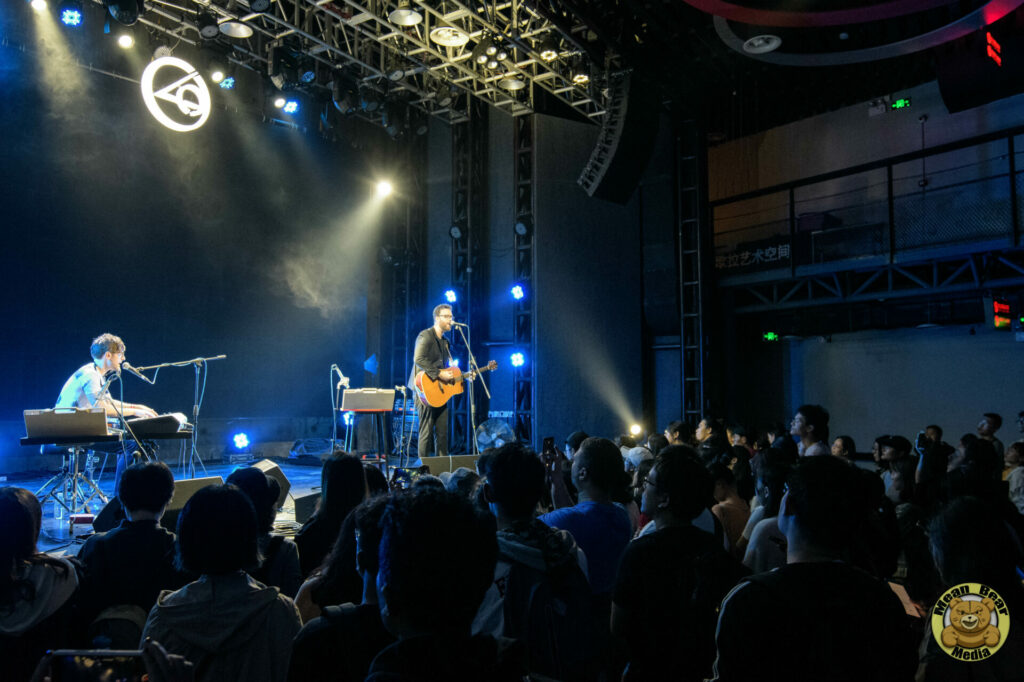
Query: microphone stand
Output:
[[453, 324, 489, 455], [394, 385, 407, 467], [134, 354, 227, 479]]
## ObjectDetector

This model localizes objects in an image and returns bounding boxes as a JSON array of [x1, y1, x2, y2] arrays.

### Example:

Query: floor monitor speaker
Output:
[[294, 491, 319, 524], [420, 455, 480, 476], [252, 459, 292, 509], [161, 476, 223, 531]]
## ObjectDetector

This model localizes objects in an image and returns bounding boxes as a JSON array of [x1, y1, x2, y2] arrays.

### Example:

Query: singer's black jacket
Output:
[[408, 327, 451, 387]]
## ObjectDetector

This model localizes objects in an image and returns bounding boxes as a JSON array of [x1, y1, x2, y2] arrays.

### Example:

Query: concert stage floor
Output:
[[18, 460, 328, 557]]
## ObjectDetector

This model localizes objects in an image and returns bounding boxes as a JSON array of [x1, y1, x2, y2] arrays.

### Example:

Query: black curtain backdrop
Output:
[[0, 17, 389, 456]]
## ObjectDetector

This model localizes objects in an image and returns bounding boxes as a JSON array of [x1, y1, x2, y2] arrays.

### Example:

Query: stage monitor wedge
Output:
[[161, 475, 224, 531], [252, 458, 292, 509], [577, 71, 660, 204]]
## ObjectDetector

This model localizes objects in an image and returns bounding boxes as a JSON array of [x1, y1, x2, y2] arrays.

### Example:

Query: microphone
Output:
[[122, 361, 154, 384], [333, 365, 350, 390], [451, 321, 469, 327]]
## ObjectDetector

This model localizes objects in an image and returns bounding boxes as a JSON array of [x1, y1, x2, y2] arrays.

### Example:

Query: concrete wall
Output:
[[785, 325, 1024, 453]]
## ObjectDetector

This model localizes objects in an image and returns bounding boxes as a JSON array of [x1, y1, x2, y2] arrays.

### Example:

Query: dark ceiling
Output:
[[538, 0, 1019, 140], [62, 1, 1023, 142]]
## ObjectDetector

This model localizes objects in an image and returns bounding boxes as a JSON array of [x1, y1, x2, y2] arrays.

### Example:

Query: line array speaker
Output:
[[577, 71, 660, 204]]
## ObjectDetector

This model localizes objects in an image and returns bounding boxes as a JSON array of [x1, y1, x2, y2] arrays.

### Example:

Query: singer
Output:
[[408, 304, 456, 457], [55, 333, 158, 494]]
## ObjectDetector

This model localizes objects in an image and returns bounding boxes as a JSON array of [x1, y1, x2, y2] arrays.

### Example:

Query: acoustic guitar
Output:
[[415, 360, 498, 408]]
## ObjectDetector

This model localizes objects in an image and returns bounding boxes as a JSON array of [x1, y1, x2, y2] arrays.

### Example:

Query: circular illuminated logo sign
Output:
[[140, 56, 211, 132], [931, 583, 1011, 662]]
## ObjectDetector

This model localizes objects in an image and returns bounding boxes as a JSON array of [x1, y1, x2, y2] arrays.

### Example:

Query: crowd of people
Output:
[[2, 405, 1024, 681]]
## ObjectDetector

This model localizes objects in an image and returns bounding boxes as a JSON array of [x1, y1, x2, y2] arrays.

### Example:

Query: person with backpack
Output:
[[474, 443, 592, 681], [612, 448, 749, 682]]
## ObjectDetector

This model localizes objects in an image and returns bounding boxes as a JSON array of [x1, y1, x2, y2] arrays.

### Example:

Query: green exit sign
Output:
[[763, 332, 779, 342], [891, 97, 912, 110]]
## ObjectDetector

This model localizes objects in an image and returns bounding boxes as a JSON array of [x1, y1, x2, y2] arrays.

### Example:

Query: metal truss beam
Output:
[[119, 0, 611, 127], [513, 114, 536, 447], [449, 100, 488, 453], [724, 249, 1024, 314]]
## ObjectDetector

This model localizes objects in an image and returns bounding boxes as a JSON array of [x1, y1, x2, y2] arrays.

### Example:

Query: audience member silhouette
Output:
[[711, 456, 917, 682], [226, 466, 302, 597], [294, 452, 367, 578], [613, 451, 749, 682], [918, 496, 1024, 680], [78, 462, 186, 645], [288, 495, 395, 682], [0, 487, 82, 682], [366, 488, 526, 681], [142, 484, 301, 682], [474, 443, 592, 681]]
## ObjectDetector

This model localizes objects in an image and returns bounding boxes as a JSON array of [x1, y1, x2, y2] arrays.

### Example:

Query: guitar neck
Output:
[[455, 365, 493, 383]]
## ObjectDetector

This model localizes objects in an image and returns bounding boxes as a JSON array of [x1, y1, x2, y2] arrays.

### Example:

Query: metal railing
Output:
[[711, 125, 1024, 278]]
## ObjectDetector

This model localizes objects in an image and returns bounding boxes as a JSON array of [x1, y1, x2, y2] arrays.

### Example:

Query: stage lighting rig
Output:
[[388, 0, 423, 27], [105, 0, 143, 26], [59, 0, 83, 26], [538, 35, 560, 62], [359, 85, 382, 113], [196, 12, 219, 39], [332, 72, 358, 114], [570, 57, 590, 86], [268, 43, 300, 90], [381, 100, 407, 139]]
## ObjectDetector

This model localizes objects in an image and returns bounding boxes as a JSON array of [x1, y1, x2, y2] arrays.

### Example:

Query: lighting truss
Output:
[[106, 0, 614, 126]]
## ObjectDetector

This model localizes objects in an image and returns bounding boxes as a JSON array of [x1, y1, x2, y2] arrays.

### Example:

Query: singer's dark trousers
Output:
[[417, 398, 448, 458]]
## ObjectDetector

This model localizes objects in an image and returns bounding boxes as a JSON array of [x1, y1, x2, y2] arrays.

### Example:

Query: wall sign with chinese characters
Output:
[[715, 242, 791, 270]]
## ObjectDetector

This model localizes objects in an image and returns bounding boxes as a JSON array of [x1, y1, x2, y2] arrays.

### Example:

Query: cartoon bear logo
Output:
[[941, 597, 1001, 649]]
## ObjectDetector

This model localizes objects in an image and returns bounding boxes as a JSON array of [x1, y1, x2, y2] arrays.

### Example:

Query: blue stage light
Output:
[[510, 284, 525, 300], [343, 411, 355, 426], [283, 99, 299, 114], [510, 352, 525, 368], [449, 358, 460, 368], [219, 76, 236, 90], [61, 8, 83, 26], [232, 433, 250, 449], [444, 289, 457, 303]]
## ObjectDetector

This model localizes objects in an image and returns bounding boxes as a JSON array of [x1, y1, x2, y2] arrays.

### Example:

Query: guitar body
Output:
[[414, 360, 498, 408], [415, 367, 465, 408]]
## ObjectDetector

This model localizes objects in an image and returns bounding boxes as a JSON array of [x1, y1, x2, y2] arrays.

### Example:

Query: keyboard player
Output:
[[56, 333, 158, 495]]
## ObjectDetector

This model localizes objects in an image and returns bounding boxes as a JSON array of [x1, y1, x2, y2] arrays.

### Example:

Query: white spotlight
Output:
[[31, 0, 48, 11], [117, 33, 135, 49], [630, 424, 642, 436], [376, 181, 394, 198]]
